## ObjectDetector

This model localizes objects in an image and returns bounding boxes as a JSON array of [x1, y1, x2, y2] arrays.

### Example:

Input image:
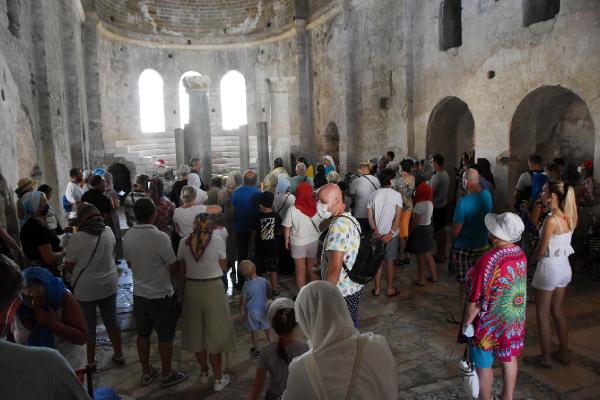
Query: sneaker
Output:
[[200, 369, 211, 384], [213, 374, 230, 392], [140, 367, 160, 387], [250, 347, 260, 357], [159, 370, 188, 388]]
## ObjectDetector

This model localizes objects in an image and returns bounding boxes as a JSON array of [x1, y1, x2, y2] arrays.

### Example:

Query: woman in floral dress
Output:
[[462, 212, 527, 400]]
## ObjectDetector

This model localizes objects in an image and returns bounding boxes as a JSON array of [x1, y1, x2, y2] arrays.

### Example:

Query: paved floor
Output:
[[92, 258, 600, 399]]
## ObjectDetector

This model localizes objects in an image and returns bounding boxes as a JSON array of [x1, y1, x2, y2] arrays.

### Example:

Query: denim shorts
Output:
[[471, 345, 494, 369], [78, 294, 119, 337]]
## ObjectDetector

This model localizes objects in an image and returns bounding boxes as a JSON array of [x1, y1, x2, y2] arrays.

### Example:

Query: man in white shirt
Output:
[[429, 154, 450, 263], [0, 255, 90, 399], [349, 163, 381, 235], [65, 168, 84, 223], [367, 168, 403, 297], [123, 198, 187, 389]]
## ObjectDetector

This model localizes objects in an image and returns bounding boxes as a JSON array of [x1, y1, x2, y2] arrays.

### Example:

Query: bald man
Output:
[[316, 183, 363, 327], [448, 168, 493, 323]]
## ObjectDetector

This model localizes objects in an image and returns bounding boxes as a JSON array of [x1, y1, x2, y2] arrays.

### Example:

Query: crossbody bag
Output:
[[70, 231, 103, 291]]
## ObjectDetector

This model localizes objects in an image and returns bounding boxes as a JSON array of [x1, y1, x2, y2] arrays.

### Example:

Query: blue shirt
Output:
[[231, 185, 261, 234], [530, 172, 549, 202], [453, 190, 493, 249], [242, 276, 269, 311]]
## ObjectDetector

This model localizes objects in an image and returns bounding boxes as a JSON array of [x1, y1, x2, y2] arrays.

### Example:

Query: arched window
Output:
[[439, 0, 462, 51], [178, 71, 202, 128], [220, 70, 247, 130], [523, 0, 559, 27], [138, 69, 165, 133]]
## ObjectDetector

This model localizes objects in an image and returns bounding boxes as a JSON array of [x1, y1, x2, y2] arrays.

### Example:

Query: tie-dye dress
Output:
[[466, 245, 527, 361]]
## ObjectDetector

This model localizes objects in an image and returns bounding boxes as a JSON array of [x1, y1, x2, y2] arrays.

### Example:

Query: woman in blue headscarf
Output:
[[19, 191, 64, 271], [14, 267, 87, 369], [273, 174, 296, 221]]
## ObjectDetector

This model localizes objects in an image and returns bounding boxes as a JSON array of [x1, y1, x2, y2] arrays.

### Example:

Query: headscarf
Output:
[[17, 267, 66, 347], [323, 155, 336, 171], [295, 182, 316, 218], [20, 190, 42, 226], [77, 203, 105, 236], [225, 171, 242, 191], [414, 182, 433, 204], [187, 173, 201, 189], [276, 174, 291, 195], [314, 165, 327, 189], [186, 213, 214, 262], [93, 168, 106, 177], [148, 177, 165, 205]]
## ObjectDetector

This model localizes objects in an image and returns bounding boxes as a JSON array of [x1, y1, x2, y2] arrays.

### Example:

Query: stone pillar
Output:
[[294, 18, 314, 161], [267, 77, 295, 173], [183, 76, 212, 183], [257, 122, 270, 181], [239, 124, 250, 173], [174, 128, 185, 168]]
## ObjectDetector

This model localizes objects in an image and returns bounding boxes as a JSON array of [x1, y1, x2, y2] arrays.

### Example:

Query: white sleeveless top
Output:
[[542, 214, 574, 258]]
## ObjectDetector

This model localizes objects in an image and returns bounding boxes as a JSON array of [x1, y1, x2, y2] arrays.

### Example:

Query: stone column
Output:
[[174, 128, 185, 168], [183, 75, 212, 183], [257, 122, 270, 181], [267, 77, 295, 173], [239, 124, 250, 173], [294, 18, 314, 161]]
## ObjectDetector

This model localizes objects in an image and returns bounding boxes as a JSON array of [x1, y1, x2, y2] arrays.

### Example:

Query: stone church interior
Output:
[[0, 0, 599, 399]]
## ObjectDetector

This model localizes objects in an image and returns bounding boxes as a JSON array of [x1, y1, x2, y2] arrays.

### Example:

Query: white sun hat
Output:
[[484, 212, 525, 243]]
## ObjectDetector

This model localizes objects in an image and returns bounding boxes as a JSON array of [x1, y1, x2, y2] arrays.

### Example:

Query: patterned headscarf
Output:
[[77, 202, 105, 236], [148, 178, 165, 205], [186, 213, 214, 262], [20, 190, 42, 226]]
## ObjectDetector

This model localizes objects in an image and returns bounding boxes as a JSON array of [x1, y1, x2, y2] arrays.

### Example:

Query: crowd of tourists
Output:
[[0, 150, 592, 399]]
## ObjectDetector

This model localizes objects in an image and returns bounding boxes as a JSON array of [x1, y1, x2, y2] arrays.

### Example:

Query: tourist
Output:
[[296, 156, 314, 178], [246, 298, 308, 400], [408, 182, 437, 286], [463, 212, 527, 400], [475, 158, 495, 193], [169, 165, 190, 208], [187, 172, 209, 205], [326, 170, 340, 184], [316, 183, 362, 325], [206, 176, 222, 205], [122, 198, 187, 388], [148, 178, 175, 236], [282, 281, 397, 399], [189, 157, 208, 191], [378, 150, 395, 172], [274, 174, 296, 220], [448, 169, 493, 324], [124, 174, 149, 226], [349, 163, 380, 235], [254, 191, 281, 295], [529, 181, 577, 367], [239, 260, 273, 357], [290, 163, 314, 194], [395, 159, 416, 265], [82, 175, 115, 229], [368, 168, 403, 297], [313, 164, 328, 189], [218, 171, 243, 279], [577, 159, 594, 206], [178, 213, 235, 391], [263, 158, 289, 193], [514, 154, 544, 209], [14, 266, 87, 369], [37, 184, 61, 236], [545, 161, 561, 182], [65, 203, 124, 369], [411, 159, 426, 187], [81, 169, 93, 193], [232, 170, 261, 289], [15, 176, 36, 220], [0, 255, 90, 399], [65, 168, 84, 224], [103, 172, 123, 259], [553, 157, 567, 181], [173, 185, 222, 239], [283, 182, 321, 290], [19, 191, 64, 271], [323, 155, 336, 176], [430, 154, 450, 263]]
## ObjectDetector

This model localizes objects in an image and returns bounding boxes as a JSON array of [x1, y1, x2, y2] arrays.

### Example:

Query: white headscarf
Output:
[[323, 155, 336, 171], [283, 281, 398, 400], [187, 173, 208, 205]]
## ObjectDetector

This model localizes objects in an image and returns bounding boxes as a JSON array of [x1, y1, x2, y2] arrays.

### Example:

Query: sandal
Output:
[[446, 315, 461, 325], [523, 355, 552, 368], [371, 288, 381, 297], [386, 289, 399, 297], [412, 280, 426, 287]]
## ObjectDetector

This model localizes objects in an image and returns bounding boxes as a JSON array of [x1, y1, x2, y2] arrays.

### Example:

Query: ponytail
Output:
[[562, 185, 578, 231]]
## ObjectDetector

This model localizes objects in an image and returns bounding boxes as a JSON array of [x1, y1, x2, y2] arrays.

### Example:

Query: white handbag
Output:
[[459, 339, 480, 399]]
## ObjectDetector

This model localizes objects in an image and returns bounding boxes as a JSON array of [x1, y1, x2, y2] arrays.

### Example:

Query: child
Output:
[[239, 260, 273, 357], [246, 298, 309, 400], [253, 191, 281, 296], [408, 182, 437, 286]]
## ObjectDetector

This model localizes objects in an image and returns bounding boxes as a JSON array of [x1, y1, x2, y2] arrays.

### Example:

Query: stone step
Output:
[[116, 137, 175, 147], [136, 148, 176, 156]]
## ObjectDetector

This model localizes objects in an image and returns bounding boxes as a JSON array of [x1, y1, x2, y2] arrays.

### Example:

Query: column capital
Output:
[[183, 75, 211, 93], [266, 77, 295, 93]]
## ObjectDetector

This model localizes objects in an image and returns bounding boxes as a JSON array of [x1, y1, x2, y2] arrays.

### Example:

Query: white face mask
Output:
[[316, 202, 332, 219], [577, 166, 583, 174]]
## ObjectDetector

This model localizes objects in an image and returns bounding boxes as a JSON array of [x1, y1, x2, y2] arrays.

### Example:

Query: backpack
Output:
[[336, 215, 384, 284], [62, 195, 73, 213]]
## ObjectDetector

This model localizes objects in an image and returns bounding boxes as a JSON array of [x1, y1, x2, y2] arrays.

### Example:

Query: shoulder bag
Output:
[[70, 231, 103, 291]]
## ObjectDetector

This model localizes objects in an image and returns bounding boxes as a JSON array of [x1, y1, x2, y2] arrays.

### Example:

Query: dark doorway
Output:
[[108, 163, 132, 194]]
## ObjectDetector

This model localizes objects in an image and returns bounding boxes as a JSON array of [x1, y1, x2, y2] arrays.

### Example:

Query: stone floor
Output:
[[91, 259, 600, 399]]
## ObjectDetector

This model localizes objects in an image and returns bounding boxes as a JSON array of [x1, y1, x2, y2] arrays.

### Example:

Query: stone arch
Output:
[[107, 163, 132, 194], [426, 96, 475, 205], [509, 85, 595, 188], [16, 107, 36, 179], [323, 121, 340, 169]]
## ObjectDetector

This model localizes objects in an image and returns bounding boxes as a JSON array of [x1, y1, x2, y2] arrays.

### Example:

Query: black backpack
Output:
[[337, 215, 384, 284]]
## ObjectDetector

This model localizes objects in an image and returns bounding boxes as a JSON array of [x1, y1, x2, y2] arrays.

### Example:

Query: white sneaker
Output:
[[213, 374, 230, 392], [200, 369, 211, 384]]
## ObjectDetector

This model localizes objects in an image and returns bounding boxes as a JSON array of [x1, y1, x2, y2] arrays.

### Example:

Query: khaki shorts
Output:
[[290, 241, 319, 259]]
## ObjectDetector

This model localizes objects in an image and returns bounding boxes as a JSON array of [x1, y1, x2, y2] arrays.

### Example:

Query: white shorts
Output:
[[532, 258, 572, 291], [290, 241, 319, 259]]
